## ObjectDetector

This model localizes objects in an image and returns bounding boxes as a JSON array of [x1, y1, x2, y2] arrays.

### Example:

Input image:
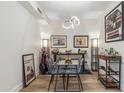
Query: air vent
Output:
[[19, 1, 49, 21], [37, 7, 42, 14]]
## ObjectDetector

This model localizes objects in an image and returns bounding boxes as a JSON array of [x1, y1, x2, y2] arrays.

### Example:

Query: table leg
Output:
[[62, 74, 65, 90], [66, 74, 69, 91], [83, 59, 85, 71]]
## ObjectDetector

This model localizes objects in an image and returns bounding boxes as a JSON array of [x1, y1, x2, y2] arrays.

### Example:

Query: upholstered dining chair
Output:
[[47, 57, 84, 91], [66, 57, 84, 73], [47, 57, 65, 91], [78, 57, 84, 73], [64, 57, 84, 91]]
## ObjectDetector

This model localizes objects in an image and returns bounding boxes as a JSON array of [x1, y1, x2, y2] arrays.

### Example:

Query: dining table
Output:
[[52, 52, 86, 71]]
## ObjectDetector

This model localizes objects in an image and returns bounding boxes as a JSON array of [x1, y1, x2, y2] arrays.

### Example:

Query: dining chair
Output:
[[66, 57, 84, 73], [64, 58, 84, 91], [47, 57, 65, 91], [78, 57, 84, 73], [48, 57, 83, 91]]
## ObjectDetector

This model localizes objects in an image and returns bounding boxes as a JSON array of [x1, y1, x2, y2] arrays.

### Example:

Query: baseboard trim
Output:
[[9, 71, 39, 92], [121, 85, 124, 92], [10, 82, 23, 92]]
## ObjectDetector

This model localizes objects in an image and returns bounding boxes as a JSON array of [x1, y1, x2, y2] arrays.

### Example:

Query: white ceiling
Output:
[[37, 1, 113, 20]]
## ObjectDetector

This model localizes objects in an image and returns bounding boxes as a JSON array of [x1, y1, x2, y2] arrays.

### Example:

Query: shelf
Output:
[[111, 75, 119, 82], [98, 55, 121, 61], [99, 73, 119, 81], [100, 69, 119, 75], [99, 76, 118, 88], [99, 66, 119, 75]]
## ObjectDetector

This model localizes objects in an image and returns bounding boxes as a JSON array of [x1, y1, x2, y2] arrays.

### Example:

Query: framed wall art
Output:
[[105, 2, 124, 42], [51, 35, 67, 48], [74, 35, 89, 48], [22, 53, 36, 87]]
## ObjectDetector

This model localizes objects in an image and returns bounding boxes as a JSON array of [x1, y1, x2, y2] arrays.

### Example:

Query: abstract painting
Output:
[[105, 2, 124, 42]]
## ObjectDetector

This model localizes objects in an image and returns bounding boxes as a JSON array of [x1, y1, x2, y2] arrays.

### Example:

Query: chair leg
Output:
[[77, 74, 83, 91], [76, 65, 83, 91], [77, 74, 81, 91], [48, 75, 54, 91], [54, 74, 59, 91]]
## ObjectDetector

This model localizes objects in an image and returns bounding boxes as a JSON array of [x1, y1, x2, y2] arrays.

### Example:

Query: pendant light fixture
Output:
[[63, 16, 80, 29]]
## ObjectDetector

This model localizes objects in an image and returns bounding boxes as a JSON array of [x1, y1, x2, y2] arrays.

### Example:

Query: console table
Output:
[[98, 55, 121, 89]]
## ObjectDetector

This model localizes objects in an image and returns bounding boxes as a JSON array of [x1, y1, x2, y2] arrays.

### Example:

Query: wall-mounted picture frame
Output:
[[74, 35, 89, 48], [22, 53, 36, 87], [51, 35, 67, 48], [105, 2, 124, 43]]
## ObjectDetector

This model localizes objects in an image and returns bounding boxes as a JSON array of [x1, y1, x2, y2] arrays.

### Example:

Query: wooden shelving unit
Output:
[[98, 55, 121, 89]]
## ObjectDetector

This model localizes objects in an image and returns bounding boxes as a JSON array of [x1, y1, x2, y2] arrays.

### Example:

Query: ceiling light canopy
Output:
[[63, 16, 80, 29]]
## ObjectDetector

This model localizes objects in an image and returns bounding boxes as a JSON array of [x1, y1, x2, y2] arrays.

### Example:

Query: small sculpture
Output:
[[65, 57, 72, 64]]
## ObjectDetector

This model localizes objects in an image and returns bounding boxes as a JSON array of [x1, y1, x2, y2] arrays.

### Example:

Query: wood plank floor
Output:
[[20, 72, 121, 92]]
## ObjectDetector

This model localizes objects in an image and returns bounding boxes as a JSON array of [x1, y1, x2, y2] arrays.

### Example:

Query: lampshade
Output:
[[93, 38, 98, 47], [42, 39, 49, 47]]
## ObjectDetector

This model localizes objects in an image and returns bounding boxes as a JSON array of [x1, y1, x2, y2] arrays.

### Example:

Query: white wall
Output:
[[0, 2, 41, 91], [99, 1, 124, 91], [40, 19, 100, 69]]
